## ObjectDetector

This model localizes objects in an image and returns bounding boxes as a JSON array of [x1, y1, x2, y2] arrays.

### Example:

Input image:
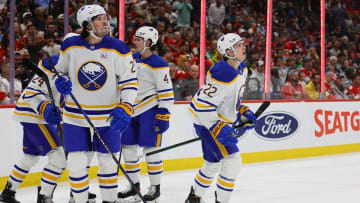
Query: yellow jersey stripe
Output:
[[217, 177, 235, 188], [217, 113, 233, 123], [118, 82, 138, 90], [98, 178, 117, 184], [188, 107, 198, 118], [147, 164, 163, 171], [141, 63, 169, 70], [196, 173, 212, 185], [11, 170, 26, 179], [13, 111, 44, 120], [63, 112, 108, 120], [38, 124, 57, 149], [125, 164, 140, 170], [156, 133, 162, 148], [42, 172, 59, 181], [70, 180, 89, 189], [65, 101, 119, 109]]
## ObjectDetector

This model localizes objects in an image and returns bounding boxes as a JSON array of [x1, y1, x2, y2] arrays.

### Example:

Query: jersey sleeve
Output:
[[116, 52, 138, 106], [191, 76, 230, 129], [55, 42, 71, 74], [152, 60, 174, 110]]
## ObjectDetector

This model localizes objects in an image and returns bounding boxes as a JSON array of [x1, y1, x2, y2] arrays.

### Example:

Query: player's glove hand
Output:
[[55, 75, 72, 95], [38, 101, 62, 125], [236, 105, 257, 130], [210, 120, 238, 146], [153, 108, 170, 133], [108, 103, 133, 133]]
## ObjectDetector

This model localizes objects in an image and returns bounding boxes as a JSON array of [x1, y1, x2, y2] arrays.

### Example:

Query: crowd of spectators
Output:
[[1, 0, 360, 104]]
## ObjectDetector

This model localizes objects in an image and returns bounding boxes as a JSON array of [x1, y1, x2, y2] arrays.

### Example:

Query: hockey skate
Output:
[[117, 183, 141, 203], [0, 182, 20, 203], [37, 186, 53, 203], [143, 185, 160, 203], [185, 186, 204, 203], [68, 191, 96, 203]]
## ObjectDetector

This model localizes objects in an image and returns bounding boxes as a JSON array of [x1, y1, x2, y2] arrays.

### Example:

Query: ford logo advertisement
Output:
[[254, 112, 299, 140]]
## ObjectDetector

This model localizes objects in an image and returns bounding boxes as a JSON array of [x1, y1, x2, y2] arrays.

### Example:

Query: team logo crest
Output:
[[78, 61, 107, 91]]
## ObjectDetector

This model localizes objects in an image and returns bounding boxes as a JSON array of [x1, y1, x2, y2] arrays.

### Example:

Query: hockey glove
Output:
[[210, 120, 238, 146], [153, 108, 170, 133], [236, 105, 257, 130], [38, 101, 62, 125], [108, 102, 133, 134], [55, 75, 72, 95]]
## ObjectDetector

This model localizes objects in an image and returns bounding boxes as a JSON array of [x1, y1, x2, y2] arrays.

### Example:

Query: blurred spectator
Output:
[[179, 64, 199, 101], [28, 32, 45, 64], [331, 73, 347, 99], [163, 50, 174, 64], [176, 0, 193, 29], [247, 60, 265, 97], [324, 71, 335, 98], [24, 24, 37, 47], [299, 56, 317, 79], [135, 1, 152, 24], [56, 14, 65, 39], [305, 47, 319, 61], [45, 22, 60, 43], [173, 69, 188, 100], [298, 72, 308, 90], [346, 73, 360, 99], [329, 39, 341, 57], [42, 33, 60, 56], [281, 69, 307, 100], [208, 0, 225, 32], [32, 6, 46, 32], [169, 62, 177, 84], [270, 68, 281, 99], [0, 61, 22, 103], [20, 12, 33, 35], [305, 73, 321, 99]]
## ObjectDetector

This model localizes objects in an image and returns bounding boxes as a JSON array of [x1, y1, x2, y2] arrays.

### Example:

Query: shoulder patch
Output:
[[209, 60, 239, 83]]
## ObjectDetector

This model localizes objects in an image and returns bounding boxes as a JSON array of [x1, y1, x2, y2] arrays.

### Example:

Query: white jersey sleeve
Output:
[[189, 60, 247, 129], [13, 55, 63, 124]]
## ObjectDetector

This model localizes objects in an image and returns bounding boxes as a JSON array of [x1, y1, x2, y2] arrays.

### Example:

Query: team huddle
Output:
[[0, 4, 257, 203]]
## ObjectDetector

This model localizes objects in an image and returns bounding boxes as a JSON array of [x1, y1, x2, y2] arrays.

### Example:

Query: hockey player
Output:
[[0, 55, 66, 203], [117, 26, 174, 203], [53, 4, 137, 203], [185, 33, 257, 203]]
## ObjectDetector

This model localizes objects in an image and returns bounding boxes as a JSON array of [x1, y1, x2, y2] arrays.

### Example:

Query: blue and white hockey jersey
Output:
[[189, 60, 248, 129], [13, 55, 63, 124], [55, 35, 138, 127], [132, 53, 174, 117]]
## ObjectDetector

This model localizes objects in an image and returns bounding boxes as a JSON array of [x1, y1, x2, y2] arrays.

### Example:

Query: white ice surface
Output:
[[4, 152, 360, 203]]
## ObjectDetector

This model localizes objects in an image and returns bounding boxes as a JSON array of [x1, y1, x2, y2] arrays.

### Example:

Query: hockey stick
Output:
[[28, 54, 147, 203], [22, 58, 64, 147], [145, 101, 271, 157]]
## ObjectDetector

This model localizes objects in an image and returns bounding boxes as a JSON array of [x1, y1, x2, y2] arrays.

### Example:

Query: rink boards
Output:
[[1, 100, 360, 189]]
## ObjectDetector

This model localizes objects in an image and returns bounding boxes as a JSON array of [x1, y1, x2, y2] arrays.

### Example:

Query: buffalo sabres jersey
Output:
[[189, 60, 248, 129], [55, 35, 137, 127], [132, 53, 174, 117], [13, 55, 64, 124]]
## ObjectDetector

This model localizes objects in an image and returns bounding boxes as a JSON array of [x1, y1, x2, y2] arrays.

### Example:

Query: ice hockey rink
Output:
[[5, 152, 360, 203]]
